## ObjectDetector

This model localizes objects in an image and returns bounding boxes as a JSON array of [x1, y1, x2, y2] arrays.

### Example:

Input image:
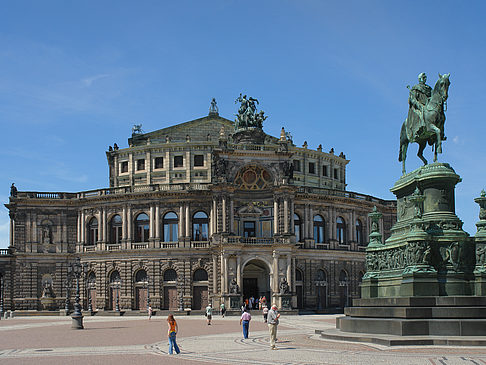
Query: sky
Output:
[[1, 0, 485, 248]]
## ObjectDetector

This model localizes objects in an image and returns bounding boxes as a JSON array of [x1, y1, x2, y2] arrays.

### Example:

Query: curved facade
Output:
[[1, 107, 396, 313]]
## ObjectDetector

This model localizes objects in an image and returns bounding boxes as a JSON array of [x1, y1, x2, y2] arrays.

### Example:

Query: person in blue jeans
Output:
[[167, 314, 180, 355], [240, 308, 252, 339]]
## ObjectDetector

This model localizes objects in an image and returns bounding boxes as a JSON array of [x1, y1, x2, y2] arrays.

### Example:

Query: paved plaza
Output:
[[1, 313, 486, 364]]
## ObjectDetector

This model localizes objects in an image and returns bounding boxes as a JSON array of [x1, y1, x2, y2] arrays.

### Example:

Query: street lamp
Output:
[[69, 258, 85, 329], [115, 279, 122, 312], [338, 280, 350, 308], [0, 275, 4, 319], [146, 275, 151, 311], [64, 277, 71, 315]]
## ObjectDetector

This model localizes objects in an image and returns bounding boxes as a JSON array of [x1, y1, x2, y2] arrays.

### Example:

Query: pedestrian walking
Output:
[[220, 302, 226, 318], [262, 305, 268, 323], [167, 314, 180, 355], [240, 308, 252, 339], [267, 304, 280, 350], [205, 303, 213, 325], [148, 305, 153, 320]]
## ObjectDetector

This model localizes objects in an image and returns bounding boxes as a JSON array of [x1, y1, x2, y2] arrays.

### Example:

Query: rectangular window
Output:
[[322, 165, 328, 177], [120, 161, 128, 173], [136, 159, 145, 171], [174, 156, 183, 168], [334, 168, 339, 179], [293, 160, 301, 172], [308, 162, 315, 174], [194, 155, 204, 167], [154, 157, 163, 169]]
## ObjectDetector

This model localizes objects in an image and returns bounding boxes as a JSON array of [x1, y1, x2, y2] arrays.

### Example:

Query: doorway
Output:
[[242, 259, 270, 306]]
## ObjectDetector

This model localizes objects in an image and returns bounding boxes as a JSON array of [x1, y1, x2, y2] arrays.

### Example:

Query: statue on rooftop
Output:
[[209, 98, 218, 115], [234, 93, 267, 130]]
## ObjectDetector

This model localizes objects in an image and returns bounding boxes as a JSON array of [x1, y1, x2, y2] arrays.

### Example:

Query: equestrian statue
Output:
[[399, 72, 451, 174]]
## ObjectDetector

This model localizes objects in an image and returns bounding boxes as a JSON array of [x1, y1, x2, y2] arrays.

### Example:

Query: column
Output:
[[273, 199, 279, 235], [81, 210, 85, 243], [122, 206, 127, 240], [97, 212, 102, 242], [214, 199, 218, 234], [113, 155, 119, 188], [149, 205, 154, 239], [309, 206, 313, 241], [284, 198, 289, 234], [212, 256, 218, 294], [9, 212, 14, 247], [127, 206, 132, 242], [272, 251, 278, 294], [155, 205, 160, 239], [236, 256, 241, 290], [179, 206, 184, 238], [222, 196, 226, 233], [230, 198, 234, 234], [292, 258, 296, 292], [77, 213, 80, 243], [290, 201, 295, 234], [303, 205, 308, 239], [102, 209, 107, 242], [351, 210, 356, 242], [223, 254, 228, 293], [209, 205, 213, 236], [286, 255, 292, 287], [185, 204, 190, 238]]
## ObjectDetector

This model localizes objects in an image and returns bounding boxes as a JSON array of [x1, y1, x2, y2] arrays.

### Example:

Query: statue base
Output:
[[277, 294, 292, 310], [222, 293, 241, 310], [363, 163, 474, 299]]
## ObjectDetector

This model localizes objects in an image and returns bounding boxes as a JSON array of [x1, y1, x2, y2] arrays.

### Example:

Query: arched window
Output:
[[110, 215, 123, 244], [135, 270, 147, 283], [163, 212, 179, 242], [88, 217, 98, 245], [356, 219, 364, 245], [110, 271, 121, 284], [88, 272, 96, 287], [296, 269, 303, 282], [192, 211, 208, 241], [317, 269, 327, 281], [134, 213, 149, 242], [163, 269, 177, 282], [339, 269, 348, 283], [294, 213, 302, 242], [337, 217, 346, 244], [313, 215, 325, 243], [193, 268, 208, 281]]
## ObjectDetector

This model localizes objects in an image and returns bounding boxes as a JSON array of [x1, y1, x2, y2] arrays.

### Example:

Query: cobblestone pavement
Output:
[[1, 314, 486, 364]]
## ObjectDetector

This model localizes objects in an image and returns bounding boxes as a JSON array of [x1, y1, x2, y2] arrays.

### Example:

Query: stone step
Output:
[[345, 306, 486, 319], [353, 296, 486, 307], [337, 316, 486, 336], [316, 328, 486, 346]]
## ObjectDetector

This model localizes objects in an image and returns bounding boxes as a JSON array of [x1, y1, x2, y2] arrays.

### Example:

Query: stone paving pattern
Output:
[[1, 314, 486, 364]]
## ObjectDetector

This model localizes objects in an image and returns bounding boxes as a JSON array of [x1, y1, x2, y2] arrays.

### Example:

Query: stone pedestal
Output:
[[223, 294, 241, 310], [71, 313, 84, 329], [277, 294, 292, 310]]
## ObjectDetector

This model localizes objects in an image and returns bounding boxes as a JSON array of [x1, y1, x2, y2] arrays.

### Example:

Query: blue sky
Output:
[[1, 0, 485, 248]]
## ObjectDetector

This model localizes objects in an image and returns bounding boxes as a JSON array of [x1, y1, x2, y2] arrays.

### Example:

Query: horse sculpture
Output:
[[399, 73, 450, 174]]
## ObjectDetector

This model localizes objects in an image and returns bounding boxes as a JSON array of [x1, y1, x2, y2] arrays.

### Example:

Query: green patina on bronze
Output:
[[362, 74, 486, 299]]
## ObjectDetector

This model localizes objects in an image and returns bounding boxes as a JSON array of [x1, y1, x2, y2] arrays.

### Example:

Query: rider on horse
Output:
[[407, 72, 432, 140]]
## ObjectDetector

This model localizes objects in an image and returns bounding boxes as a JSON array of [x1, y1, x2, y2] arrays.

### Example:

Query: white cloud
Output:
[[453, 136, 460, 144], [82, 74, 110, 87]]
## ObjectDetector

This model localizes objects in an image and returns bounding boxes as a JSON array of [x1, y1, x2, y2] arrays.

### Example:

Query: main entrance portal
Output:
[[242, 259, 270, 305]]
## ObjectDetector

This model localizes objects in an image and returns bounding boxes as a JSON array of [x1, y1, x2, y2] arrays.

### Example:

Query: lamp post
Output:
[[64, 277, 71, 315], [0, 275, 4, 319], [339, 280, 350, 308], [115, 280, 122, 312], [146, 275, 151, 311], [70, 258, 84, 329]]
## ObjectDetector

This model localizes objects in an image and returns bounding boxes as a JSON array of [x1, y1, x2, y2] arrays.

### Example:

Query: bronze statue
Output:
[[399, 73, 450, 174], [234, 93, 265, 129]]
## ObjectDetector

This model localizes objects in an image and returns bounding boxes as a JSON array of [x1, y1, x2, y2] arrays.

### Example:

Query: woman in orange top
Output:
[[167, 314, 180, 354]]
